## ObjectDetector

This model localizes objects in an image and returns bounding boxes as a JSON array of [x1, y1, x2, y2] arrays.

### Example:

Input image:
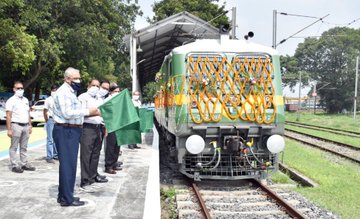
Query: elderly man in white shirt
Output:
[[52, 67, 99, 207], [5, 81, 34, 173]]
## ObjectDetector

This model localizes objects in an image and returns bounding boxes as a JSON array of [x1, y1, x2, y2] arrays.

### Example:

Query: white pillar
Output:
[[131, 35, 138, 92], [354, 57, 359, 120]]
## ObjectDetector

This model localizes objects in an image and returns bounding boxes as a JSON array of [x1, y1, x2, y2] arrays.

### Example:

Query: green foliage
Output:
[[142, 82, 158, 103], [149, 0, 229, 28], [0, 0, 141, 96], [294, 27, 360, 113]]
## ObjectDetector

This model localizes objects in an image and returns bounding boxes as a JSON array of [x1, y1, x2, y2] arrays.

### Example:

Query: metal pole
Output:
[[297, 71, 301, 121], [313, 83, 317, 114], [273, 10, 277, 48], [354, 57, 359, 120], [231, 7, 236, 39], [132, 36, 137, 92]]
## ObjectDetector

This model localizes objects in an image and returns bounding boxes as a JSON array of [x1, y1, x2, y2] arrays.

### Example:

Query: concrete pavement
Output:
[[0, 128, 160, 219]]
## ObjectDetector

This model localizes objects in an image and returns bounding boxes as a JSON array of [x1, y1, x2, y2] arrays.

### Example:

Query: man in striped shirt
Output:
[[52, 67, 99, 207]]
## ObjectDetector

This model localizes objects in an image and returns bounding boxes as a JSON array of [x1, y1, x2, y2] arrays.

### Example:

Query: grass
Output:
[[160, 186, 177, 219], [285, 112, 360, 133], [282, 138, 360, 219], [286, 125, 360, 148]]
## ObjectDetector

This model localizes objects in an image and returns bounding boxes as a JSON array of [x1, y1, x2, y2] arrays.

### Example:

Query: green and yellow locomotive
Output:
[[154, 34, 285, 181]]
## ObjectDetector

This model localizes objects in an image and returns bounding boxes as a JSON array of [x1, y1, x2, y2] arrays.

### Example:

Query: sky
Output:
[[134, 0, 360, 56]]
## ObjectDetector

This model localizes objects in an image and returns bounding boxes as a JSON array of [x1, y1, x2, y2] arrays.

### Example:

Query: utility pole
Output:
[[272, 10, 277, 48], [354, 56, 359, 120], [297, 71, 302, 121], [231, 7, 236, 39]]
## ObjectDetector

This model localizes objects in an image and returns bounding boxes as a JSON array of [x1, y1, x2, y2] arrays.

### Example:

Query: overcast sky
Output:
[[134, 0, 360, 56]]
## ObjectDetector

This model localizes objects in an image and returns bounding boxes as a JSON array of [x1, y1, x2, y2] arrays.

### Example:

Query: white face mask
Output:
[[51, 91, 56, 97], [98, 88, 108, 97], [15, 90, 24, 97], [133, 95, 140, 101], [87, 86, 99, 97]]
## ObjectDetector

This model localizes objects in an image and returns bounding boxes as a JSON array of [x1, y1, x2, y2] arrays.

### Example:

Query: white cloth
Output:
[[132, 99, 142, 108], [78, 92, 102, 124], [52, 82, 89, 125], [5, 95, 30, 123], [44, 96, 55, 117]]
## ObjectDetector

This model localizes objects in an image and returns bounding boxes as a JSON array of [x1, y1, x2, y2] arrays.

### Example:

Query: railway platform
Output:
[[0, 126, 160, 219]]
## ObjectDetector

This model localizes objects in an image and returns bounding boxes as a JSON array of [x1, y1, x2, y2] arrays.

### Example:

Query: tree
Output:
[[294, 27, 360, 113], [148, 0, 229, 28], [0, 0, 141, 99]]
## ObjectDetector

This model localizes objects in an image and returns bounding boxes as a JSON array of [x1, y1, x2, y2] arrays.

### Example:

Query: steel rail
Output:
[[285, 121, 360, 136], [250, 179, 307, 219], [191, 182, 212, 219], [285, 133, 360, 164], [285, 128, 360, 151]]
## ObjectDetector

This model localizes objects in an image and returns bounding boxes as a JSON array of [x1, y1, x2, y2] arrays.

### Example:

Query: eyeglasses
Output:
[[15, 87, 24, 90]]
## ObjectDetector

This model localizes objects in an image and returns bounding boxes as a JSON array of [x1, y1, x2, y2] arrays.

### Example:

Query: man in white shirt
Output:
[[79, 79, 108, 190], [5, 81, 35, 173], [43, 85, 58, 163]]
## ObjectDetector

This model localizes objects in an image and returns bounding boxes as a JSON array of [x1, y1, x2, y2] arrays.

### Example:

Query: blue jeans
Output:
[[46, 118, 57, 160]]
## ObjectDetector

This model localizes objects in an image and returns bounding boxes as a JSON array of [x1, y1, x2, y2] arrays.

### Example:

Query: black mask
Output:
[[70, 81, 81, 91]]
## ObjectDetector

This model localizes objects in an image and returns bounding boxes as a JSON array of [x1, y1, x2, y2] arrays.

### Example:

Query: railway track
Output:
[[285, 121, 360, 138], [175, 180, 309, 219], [284, 128, 360, 151], [285, 130, 360, 164]]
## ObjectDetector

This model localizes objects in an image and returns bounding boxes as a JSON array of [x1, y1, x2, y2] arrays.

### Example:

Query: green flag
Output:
[[139, 108, 154, 133], [99, 89, 141, 145]]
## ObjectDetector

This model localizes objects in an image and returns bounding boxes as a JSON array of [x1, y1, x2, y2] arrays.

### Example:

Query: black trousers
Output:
[[80, 125, 102, 185], [53, 124, 81, 205], [105, 132, 120, 169]]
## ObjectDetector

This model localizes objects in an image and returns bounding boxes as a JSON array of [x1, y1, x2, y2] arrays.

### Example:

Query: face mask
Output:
[[51, 91, 56, 97], [70, 79, 81, 91], [133, 95, 140, 101], [87, 86, 99, 97], [15, 90, 24, 97], [98, 88, 108, 97]]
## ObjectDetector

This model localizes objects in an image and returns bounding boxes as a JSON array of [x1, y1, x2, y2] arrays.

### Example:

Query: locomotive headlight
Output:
[[185, 135, 205, 154], [266, 134, 285, 153]]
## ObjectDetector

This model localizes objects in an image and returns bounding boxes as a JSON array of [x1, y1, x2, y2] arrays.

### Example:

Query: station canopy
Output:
[[124, 11, 220, 90]]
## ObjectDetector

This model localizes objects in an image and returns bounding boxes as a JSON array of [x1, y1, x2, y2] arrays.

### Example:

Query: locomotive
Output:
[[154, 33, 285, 181]]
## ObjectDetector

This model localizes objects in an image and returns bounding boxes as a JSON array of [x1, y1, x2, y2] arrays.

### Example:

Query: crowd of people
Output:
[[4, 67, 142, 207]]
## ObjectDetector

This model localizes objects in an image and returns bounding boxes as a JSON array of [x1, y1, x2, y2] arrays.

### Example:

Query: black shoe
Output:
[[95, 176, 108, 183], [97, 174, 106, 179], [12, 166, 24, 173], [57, 197, 80, 203], [22, 165, 36, 171], [60, 200, 85, 207], [128, 144, 134, 149], [105, 168, 116, 174], [80, 182, 92, 188], [113, 166, 122, 171], [117, 161, 123, 167], [134, 145, 141, 149]]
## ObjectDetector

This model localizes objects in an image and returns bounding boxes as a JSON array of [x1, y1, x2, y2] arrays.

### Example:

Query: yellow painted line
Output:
[[0, 127, 46, 152]]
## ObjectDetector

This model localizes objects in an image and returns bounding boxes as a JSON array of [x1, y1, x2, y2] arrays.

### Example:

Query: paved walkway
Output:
[[0, 127, 160, 219]]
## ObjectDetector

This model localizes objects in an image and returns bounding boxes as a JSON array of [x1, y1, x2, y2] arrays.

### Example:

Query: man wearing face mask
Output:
[[43, 85, 58, 163], [78, 79, 108, 192], [5, 81, 35, 173], [128, 90, 142, 149], [52, 67, 100, 207]]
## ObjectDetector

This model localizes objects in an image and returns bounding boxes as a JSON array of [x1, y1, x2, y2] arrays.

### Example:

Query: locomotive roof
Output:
[[172, 37, 279, 55]]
